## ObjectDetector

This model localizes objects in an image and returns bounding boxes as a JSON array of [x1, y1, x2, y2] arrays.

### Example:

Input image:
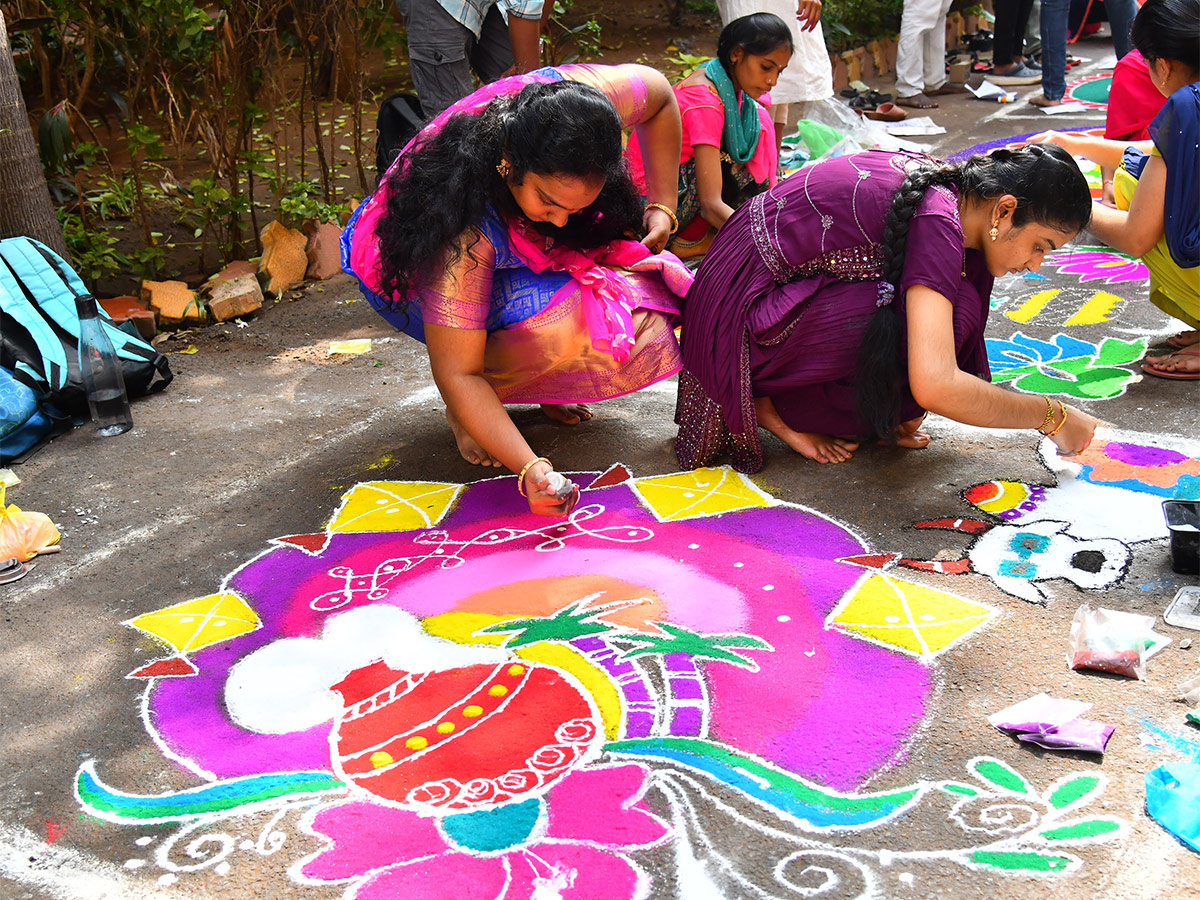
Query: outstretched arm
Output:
[[1027, 130, 1153, 169], [905, 285, 1097, 455], [423, 324, 573, 516], [628, 65, 684, 251], [1087, 154, 1167, 257]]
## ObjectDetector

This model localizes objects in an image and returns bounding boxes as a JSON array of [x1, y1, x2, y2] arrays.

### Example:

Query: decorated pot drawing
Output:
[[328, 659, 602, 812]]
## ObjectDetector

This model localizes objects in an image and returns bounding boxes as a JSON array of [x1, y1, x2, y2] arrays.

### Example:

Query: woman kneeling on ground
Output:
[[625, 13, 792, 258], [343, 65, 690, 515], [676, 144, 1099, 472], [1029, 0, 1199, 379]]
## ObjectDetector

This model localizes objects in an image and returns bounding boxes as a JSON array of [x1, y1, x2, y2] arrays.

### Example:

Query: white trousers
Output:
[[895, 0, 954, 97]]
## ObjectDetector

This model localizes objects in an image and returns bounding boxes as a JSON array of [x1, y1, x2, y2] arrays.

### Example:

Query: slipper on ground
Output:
[[864, 102, 907, 122]]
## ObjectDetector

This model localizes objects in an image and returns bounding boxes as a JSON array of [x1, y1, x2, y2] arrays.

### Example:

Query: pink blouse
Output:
[[626, 80, 777, 191]]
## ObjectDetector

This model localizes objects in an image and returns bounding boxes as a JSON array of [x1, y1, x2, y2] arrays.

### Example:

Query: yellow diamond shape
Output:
[[327, 481, 463, 533], [632, 466, 773, 521], [828, 574, 996, 660], [127, 593, 261, 654]]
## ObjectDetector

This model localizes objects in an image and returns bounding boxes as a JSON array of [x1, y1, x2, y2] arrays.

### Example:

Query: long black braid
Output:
[[855, 143, 1093, 441]]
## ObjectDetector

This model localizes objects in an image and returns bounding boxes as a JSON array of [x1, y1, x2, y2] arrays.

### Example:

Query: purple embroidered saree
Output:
[[677, 150, 995, 473]]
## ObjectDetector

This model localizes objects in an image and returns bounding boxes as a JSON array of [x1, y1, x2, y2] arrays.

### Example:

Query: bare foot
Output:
[[446, 409, 500, 466], [541, 403, 593, 425], [896, 92, 937, 109], [754, 397, 858, 463], [892, 415, 932, 449], [1028, 94, 1063, 108], [1166, 330, 1200, 350], [1142, 347, 1200, 379]]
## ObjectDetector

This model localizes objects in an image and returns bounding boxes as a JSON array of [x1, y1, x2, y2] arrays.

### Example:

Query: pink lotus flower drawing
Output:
[[1042, 247, 1147, 285], [295, 763, 670, 900]]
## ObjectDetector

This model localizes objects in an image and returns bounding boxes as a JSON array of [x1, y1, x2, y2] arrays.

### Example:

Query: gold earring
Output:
[[496, 159, 511, 177], [989, 222, 999, 241]]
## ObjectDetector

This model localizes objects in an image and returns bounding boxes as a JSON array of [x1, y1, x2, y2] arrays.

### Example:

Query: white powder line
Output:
[[9, 385, 443, 599], [0, 822, 205, 900]]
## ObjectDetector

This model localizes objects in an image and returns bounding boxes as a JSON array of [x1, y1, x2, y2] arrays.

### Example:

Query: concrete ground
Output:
[[3, 37, 1198, 900]]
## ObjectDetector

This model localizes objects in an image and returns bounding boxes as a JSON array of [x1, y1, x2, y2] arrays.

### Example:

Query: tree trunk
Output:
[[0, 11, 67, 257]]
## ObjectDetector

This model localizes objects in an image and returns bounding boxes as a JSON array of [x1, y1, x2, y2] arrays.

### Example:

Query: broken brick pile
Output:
[[99, 217, 344, 334]]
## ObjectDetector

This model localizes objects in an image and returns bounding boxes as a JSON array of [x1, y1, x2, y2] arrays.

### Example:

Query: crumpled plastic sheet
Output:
[[1180, 673, 1200, 708], [989, 693, 1114, 754], [1146, 761, 1200, 854], [0, 484, 59, 562]]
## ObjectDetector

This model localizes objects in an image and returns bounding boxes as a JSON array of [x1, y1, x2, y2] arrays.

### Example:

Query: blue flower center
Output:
[[440, 797, 543, 852]]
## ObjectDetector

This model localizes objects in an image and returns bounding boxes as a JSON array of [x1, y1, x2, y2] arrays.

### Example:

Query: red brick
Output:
[[305, 221, 343, 281], [206, 272, 263, 322], [259, 220, 308, 294]]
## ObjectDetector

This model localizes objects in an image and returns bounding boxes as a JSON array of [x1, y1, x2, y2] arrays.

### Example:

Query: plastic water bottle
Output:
[[75, 294, 133, 436]]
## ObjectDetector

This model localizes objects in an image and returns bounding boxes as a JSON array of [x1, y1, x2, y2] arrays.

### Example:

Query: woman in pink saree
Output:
[[343, 65, 689, 515]]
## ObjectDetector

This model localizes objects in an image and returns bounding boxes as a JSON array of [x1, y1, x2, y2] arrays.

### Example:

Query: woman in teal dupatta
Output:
[[625, 14, 792, 256]]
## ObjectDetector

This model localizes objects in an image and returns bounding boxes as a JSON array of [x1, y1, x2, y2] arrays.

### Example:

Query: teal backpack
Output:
[[0, 236, 173, 462]]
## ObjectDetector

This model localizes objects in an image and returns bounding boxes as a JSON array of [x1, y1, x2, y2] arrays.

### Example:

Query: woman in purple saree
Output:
[[677, 145, 1100, 473]]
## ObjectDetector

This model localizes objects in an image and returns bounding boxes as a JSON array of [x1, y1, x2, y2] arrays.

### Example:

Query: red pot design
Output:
[[328, 659, 601, 812]]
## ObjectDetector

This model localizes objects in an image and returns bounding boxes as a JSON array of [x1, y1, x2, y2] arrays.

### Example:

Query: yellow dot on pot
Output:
[[463, 705, 484, 718], [436, 722, 455, 734], [488, 684, 508, 697], [369, 751, 393, 768], [507, 664, 525, 676], [404, 736, 428, 751]]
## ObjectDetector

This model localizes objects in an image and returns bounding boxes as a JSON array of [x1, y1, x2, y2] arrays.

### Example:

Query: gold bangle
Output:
[[517, 456, 551, 497], [1035, 395, 1055, 433], [645, 201, 679, 235], [1045, 402, 1068, 437]]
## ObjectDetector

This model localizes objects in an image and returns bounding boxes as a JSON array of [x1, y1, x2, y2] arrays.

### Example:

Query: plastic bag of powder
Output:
[[1068, 604, 1158, 680]]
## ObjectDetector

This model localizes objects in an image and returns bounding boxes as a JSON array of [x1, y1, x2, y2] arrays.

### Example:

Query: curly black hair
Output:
[[856, 143, 1093, 441], [373, 79, 645, 311]]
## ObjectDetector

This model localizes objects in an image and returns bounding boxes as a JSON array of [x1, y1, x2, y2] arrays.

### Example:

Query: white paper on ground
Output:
[[968, 80, 1017, 102], [1041, 102, 1090, 115], [883, 116, 946, 136]]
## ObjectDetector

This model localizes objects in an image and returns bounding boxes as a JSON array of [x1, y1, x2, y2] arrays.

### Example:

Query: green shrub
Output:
[[823, 0, 903, 53]]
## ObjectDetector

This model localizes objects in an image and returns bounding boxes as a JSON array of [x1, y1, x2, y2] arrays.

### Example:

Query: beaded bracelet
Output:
[[1045, 401, 1068, 438], [645, 202, 680, 234], [517, 457, 551, 497]]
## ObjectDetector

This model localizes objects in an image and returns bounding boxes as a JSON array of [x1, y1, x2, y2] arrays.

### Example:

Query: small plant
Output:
[[665, 51, 708, 82], [277, 178, 344, 228], [57, 210, 129, 285], [544, 1, 603, 65]]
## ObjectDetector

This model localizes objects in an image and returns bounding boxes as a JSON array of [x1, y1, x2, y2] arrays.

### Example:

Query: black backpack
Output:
[[375, 92, 425, 184]]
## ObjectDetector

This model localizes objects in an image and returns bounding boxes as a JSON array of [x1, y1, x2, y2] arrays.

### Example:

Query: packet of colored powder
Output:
[[990, 693, 1114, 754], [1068, 604, 1169, 680]]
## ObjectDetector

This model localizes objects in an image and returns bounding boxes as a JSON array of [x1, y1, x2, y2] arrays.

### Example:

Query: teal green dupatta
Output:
[[703, 57, 761, 164]]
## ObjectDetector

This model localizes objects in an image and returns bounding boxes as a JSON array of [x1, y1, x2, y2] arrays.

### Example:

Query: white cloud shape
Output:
[[225, 604, 507, 734]]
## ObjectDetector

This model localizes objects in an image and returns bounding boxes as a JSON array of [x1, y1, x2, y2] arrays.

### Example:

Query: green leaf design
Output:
[[939, 781, 979, 797], [971, 850, 1074, 873], [1046, 775, 1101, 810], [1094, 336, 1147, 366], [997, 359, 1138, 399], [970, 758, 1033, 796], [1040, 818, 1123, 843]]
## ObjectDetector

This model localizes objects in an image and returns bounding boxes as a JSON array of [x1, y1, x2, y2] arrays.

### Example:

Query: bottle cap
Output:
[[75, 293, 99, 316]]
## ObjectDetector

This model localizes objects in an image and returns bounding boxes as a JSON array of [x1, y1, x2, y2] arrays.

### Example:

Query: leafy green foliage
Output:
[[57, 210, 128, 285], [822, 0, 903, 51]]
